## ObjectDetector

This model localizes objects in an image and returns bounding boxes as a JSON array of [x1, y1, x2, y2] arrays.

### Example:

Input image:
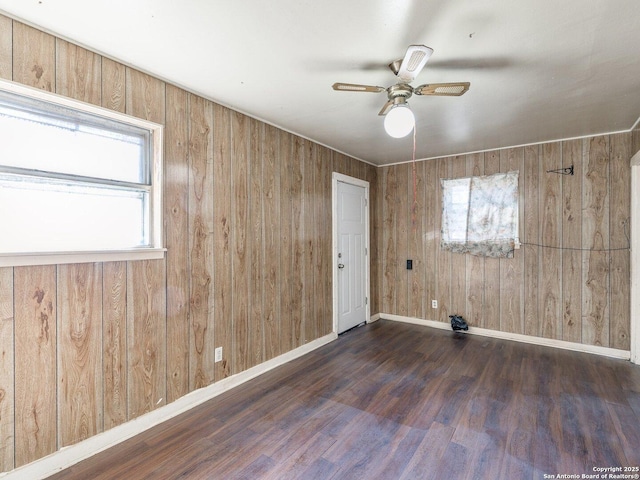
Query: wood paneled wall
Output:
[[0, 17, 378, 473], [380, 135, 632, 350]]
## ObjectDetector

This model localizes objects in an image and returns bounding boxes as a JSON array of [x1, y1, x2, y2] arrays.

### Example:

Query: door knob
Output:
[[338, 263, 345, 269]]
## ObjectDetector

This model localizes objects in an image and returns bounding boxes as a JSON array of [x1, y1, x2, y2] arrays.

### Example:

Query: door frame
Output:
[[630, 150, 640, 364], [332, 172, 371, 334]]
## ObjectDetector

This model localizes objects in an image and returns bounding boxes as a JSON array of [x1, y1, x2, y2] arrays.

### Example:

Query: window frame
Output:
[[0, 78, 164, 267]]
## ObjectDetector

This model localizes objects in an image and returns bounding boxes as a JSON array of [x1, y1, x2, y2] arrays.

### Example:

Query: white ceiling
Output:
[[1, 0, 639, 166]]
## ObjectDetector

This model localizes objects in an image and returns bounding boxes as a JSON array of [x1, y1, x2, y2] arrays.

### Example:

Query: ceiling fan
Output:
[[332, 45, 470, 138]]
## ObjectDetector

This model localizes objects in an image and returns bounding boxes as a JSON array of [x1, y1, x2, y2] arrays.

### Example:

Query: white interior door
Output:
[[336, 179, 368, 333]]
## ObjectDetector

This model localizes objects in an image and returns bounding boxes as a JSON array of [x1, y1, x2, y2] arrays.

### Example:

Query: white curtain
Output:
[[441, 171, 519, 258]]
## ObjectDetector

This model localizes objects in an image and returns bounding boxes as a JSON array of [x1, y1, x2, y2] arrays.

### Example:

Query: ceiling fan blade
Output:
[[414, 82, 470, 96], [378, 100, 393, 116], [332, 83, 385, 93], [396, 45, 434, 82]]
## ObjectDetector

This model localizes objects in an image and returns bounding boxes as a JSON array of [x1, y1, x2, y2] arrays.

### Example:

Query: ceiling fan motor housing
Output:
[[387, 83, 413, 103]]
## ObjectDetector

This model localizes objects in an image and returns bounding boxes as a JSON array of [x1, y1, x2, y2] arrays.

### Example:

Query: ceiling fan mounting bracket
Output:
[[388, 59, 402, 76]]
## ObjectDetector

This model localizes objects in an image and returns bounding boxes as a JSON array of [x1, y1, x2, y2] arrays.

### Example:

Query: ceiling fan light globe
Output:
[[384, 105, 415, 138]]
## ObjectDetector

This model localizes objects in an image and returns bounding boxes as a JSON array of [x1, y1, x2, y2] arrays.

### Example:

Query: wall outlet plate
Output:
[[215, 347, 222, 363], [431, 300, 438, 309]]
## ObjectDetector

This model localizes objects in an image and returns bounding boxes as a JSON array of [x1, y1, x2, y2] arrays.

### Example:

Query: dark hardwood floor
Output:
[[49, 320, 640, 479]]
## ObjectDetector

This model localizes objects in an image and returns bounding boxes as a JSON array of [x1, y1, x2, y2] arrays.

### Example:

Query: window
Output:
[[441, 171, 519, 258], [0, 79, 163, 267]]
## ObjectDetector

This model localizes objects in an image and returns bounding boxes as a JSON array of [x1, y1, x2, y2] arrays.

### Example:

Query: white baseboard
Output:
[[380, 313, 631, 361], [1, 332, 338, 480], [369, 313, 381, 323]]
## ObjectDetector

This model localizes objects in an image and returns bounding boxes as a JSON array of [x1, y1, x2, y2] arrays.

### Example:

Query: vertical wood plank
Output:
[[561, 139, 583, 343], [55, 39, 101, 105], [449, 156, 467, 319], [317, 146, 333, 334], [101, 58, 125, 113], [125, 68, 167, 417], [279, 131, 294, 353], [231, 110, 250, 373], [499, 148, 524, 334], [0, 268, 14, 472], [582, 136, 610, 346], [249, 118, 264, 364], [57, 263, 103, 447], [302, 141, 316, 343], [103, 262, 127, 429], [14, 266, 57, 467], [126, 259, 166, 418], [262, 123, 281, 359], [382, 166, 397, 314], [523, 145, 540, 337], [0, 15, 12, 80], [540, 142, 562, 339], [165, 85, 189, 402], [188, 94, 215, 389], [396, 163, 409, 316], [12, 22, 55, 91], [101, 56, 127, 427], [213, 103, 233, 380], [350, 154, 362, 178], [436, 158, 452, 323], [465, 153, 485, 327], [423, 159, 438, 320], [409, 161, 425, 319], [290, 137, 305, 347], [483, 151, 501, 330], [609, 133, 631, 350], [364, 163, 382, 316]]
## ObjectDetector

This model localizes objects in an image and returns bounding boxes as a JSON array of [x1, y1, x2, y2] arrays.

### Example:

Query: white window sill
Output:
[[0, 248, 166, 267]]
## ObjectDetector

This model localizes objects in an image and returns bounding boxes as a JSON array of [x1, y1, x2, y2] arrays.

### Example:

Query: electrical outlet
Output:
[[431, 300, 438, 309], [215, 347, 223, 363]]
